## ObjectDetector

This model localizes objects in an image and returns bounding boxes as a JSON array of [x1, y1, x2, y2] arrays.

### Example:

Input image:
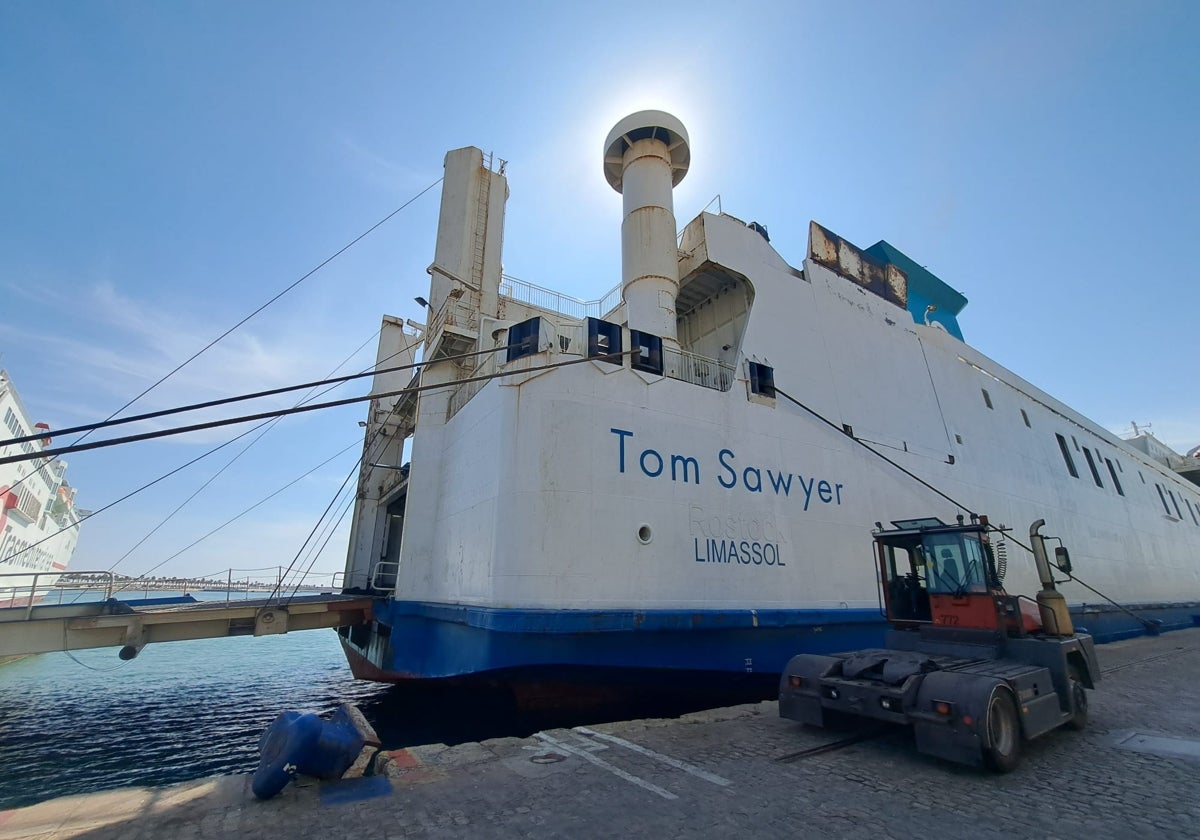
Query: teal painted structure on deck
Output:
[[866, 240, 968, 340]]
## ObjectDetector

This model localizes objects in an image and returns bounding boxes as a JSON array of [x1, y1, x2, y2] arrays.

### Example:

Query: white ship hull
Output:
[[340, 127, 1200, 684]]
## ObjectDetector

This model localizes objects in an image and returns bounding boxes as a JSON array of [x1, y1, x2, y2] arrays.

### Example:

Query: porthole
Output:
[[637, 524, 653, 545]]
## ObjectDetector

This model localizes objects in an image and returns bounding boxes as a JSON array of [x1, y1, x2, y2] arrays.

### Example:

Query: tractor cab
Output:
[[875, 517, 1032, 633]]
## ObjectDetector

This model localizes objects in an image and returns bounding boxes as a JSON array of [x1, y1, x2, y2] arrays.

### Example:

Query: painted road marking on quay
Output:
[[1113, 731, 1200, 762], [534, 732, 678, 800], [574, 727, 732, 787]]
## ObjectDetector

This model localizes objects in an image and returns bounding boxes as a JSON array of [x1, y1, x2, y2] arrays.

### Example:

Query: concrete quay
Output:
[[2, 627, 1198, 840]]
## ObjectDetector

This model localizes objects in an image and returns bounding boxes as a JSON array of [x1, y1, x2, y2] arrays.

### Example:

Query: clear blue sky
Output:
[[2, 1, 1196, 580]]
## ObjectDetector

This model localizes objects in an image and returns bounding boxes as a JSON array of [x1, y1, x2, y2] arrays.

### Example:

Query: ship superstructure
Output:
[[339, 112, 1200, 684], [0, 370, 82, 601], [1124, 428, 1200, 488]]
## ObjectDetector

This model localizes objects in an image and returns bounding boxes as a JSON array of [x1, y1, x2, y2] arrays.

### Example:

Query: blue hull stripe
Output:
[[353, 600, 1200, 681], [379, 601, 885, 633]]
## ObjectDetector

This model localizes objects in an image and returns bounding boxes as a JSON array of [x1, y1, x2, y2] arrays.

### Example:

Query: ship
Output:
[[337, 111, 1200, 688], [0, 369, 84, 607]]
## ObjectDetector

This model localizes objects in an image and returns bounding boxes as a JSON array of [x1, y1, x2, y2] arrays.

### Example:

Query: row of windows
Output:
[[797, 364, 1198, 525], [3, 407, 21, 438], [509, 316, 668, 376], [1, 407, 37, 459], [1055, 432, 1126, 495], [32, 461, 57, 495], [1155, 482, 1200, 526], [979, 390, 1196, 525], [1054, 430, 1200, 526]]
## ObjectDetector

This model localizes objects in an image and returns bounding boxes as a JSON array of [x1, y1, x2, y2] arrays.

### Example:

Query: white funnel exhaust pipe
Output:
[[603, 111, 690, 345]]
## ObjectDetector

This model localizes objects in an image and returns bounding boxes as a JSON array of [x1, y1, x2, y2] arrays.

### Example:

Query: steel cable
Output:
[[0, 342, 500, 449], [1, 351, 634, 466], [2, 175, 443, 492], [774, 384, 1159, 629]]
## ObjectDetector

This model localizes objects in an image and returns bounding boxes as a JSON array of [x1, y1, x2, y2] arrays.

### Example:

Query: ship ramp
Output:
[[0, 587, 372, 660]]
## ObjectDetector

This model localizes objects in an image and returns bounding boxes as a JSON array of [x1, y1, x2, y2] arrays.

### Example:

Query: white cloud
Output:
[[1, 280, 378, 444], [338, 133, 434, 194]]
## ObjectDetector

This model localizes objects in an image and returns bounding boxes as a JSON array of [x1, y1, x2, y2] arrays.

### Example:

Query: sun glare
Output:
[[557, 77, 717, 207], [591, 83, 709, 158]]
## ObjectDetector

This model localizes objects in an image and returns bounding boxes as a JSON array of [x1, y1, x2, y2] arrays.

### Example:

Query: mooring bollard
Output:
[[251, 704, 380, 800]]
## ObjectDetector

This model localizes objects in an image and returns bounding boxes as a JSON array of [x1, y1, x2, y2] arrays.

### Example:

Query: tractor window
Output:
[[924, 533, 988, 595], [963, 537, 989, 587], [881, 543, 931, 623]]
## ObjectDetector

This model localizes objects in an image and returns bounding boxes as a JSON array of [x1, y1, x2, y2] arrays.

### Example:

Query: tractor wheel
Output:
[[1066, 679, 1088, 731], [982, 689, 1021, 773]]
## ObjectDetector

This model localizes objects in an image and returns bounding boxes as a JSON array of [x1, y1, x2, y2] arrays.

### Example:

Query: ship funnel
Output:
[[603, 111, 690, 345]]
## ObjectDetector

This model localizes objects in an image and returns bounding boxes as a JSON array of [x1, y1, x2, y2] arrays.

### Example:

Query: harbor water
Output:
[[0, 592, 386, 810], [0, 592, 762, 810]]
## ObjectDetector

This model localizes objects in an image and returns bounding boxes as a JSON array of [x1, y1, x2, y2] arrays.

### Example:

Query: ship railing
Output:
[[427, 290, 483, 345], [369, 561, 399, 592], [597, 284, 623, 317], [663, 347, 735, 392], [481, 150, 507, 175], [447, 351, 499, 421], [29, 568, 346, 609], [0, 569, 114, 619], [162, 568, 345, 603], [500, 275, 623, 321], [445, 341, 733, 417]]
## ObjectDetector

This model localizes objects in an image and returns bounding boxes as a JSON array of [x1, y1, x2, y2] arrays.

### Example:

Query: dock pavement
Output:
[[1, 627, 1197, 840]]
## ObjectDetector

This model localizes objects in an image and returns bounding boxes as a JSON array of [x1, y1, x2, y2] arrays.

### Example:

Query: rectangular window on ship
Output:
[[1056, 434, 1079, 478], [1168, 488, 1183, 519], [1105, 458, 1124, 496], [1082, 447, 1103, 488], [1155, 484, 1172, 516]]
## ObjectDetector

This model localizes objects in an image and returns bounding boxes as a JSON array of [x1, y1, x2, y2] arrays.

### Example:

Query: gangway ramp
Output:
[[0, 593, 373, 660]]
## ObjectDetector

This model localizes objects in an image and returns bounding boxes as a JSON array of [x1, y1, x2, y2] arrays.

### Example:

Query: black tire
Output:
[[982, 689, 1021, 773], [1066, 680, 1088, 731]]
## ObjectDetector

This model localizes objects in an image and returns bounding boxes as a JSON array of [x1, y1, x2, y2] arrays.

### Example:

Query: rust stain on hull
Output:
[[808, 221, 908, 309]]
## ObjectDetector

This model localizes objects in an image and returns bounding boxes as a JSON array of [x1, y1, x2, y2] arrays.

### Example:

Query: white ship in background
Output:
[[1124, 424, 1200, 487], [339, 111, 1200, 686], [0, 369, 83, 604]]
